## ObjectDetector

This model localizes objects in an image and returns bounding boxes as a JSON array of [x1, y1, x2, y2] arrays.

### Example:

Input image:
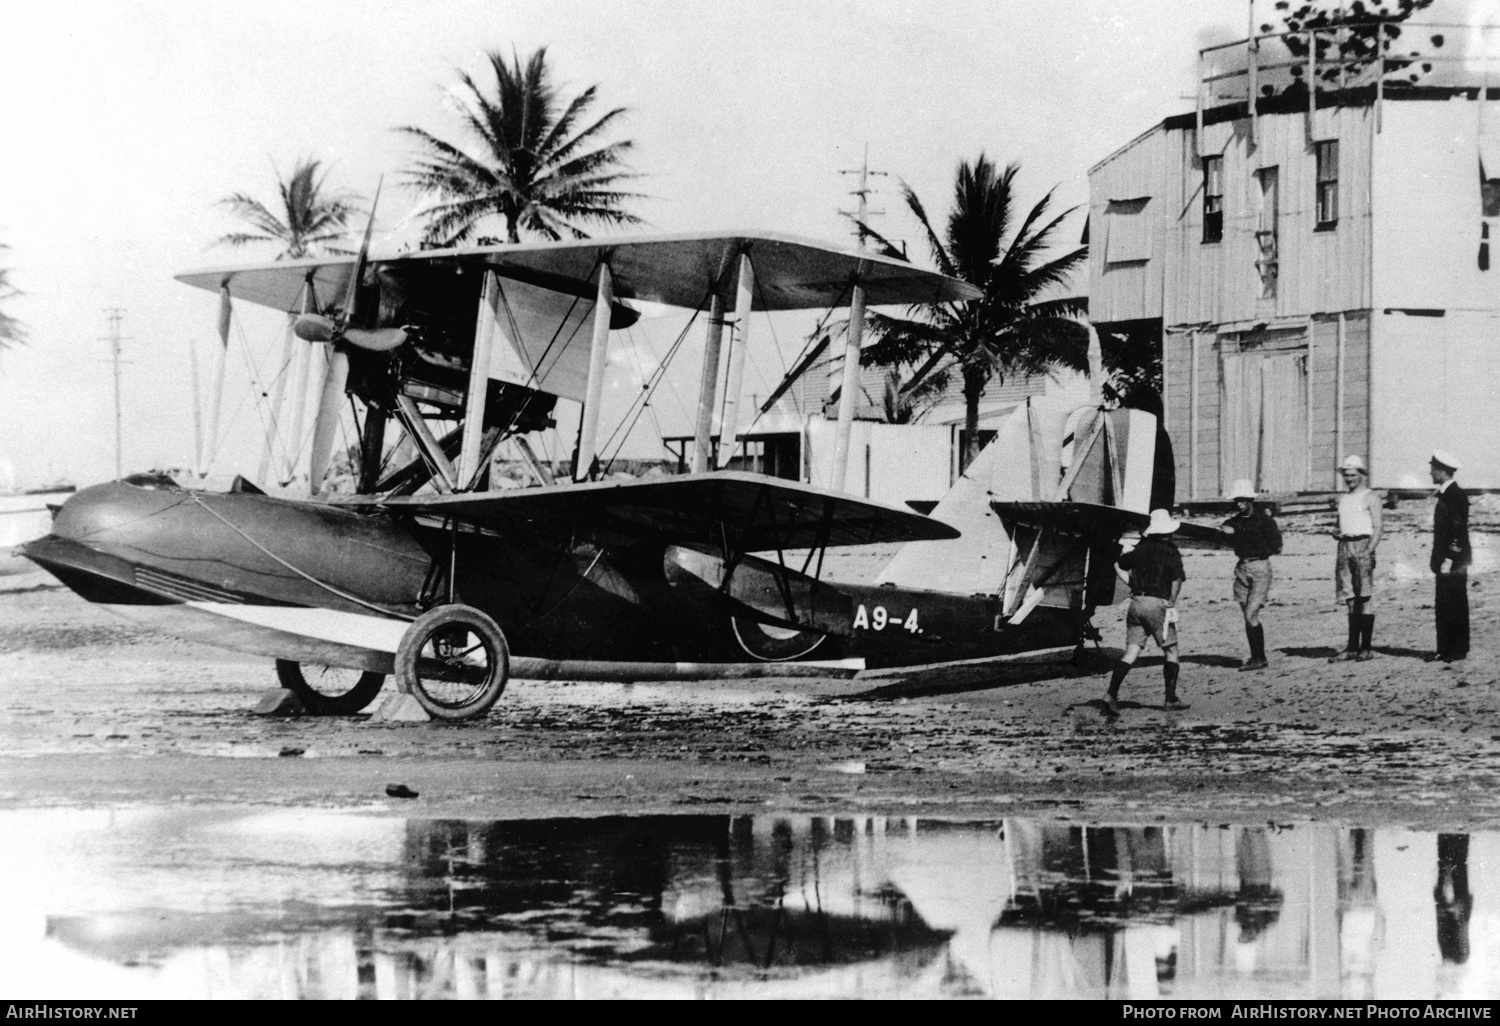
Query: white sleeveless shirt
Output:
[[1338, 491, 1374, 538]]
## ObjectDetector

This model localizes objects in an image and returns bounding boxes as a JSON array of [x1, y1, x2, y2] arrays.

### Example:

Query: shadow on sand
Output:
[[1181, 653, 1242, 668], [1280, 646, 1341, 660], [1279, 644, 1431, 661], [1061, 696, 1189, 716], [851, 648, 1114, 700]]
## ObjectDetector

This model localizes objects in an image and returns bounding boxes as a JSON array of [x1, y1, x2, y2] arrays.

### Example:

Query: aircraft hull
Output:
[[18, 481, 807, 669], [22, 480, 1087, 674]]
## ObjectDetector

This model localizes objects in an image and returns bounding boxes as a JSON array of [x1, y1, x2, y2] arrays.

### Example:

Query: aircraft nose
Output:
[[50, 480, 191, 544]]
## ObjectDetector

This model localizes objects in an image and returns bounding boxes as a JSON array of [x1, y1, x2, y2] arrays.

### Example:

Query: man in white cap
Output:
[[1219, 479, 1283, 671], [1429, 450, 1470, 662], [1105, 508, 1189, 714], [1329, 455, 1382, 662]]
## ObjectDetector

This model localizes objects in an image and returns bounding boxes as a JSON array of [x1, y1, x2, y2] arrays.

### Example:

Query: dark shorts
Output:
[[1126, 595, 1178, 650], [1335, 537, 1376, 603], [1233, 558, 1273, 610]]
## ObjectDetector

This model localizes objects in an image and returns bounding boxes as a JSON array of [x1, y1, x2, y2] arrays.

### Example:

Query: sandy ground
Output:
[[3, 498, 1500, 828]]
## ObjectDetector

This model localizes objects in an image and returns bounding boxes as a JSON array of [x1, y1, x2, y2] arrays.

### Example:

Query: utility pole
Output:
[[100, 308, 130, 479], [830, 144, 888, 491], [839, 143, 889, 250]]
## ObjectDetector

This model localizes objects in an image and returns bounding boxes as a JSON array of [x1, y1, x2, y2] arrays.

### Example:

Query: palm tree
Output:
[[0, 244, 24, 349], [217, 158, 361, 259], [399, 47, 644, 245], [857, 155, 1088, 470]]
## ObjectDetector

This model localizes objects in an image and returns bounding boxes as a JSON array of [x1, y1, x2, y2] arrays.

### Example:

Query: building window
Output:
[[1104, 197, 1152, 263], [1203, 156, 1223, 243], [1255, 167, 1279, 299], [1316, 140, 1339, 228]]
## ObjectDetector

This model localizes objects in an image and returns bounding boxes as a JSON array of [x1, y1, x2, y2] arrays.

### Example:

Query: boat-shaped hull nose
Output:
[[20, 480, 430, 672], [48, 479, 194, 545]]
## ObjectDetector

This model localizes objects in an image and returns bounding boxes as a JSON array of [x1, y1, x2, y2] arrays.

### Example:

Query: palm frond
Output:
[[899, 179, 955, 279], [216, 157, 359, 259], [0, 258, 26, 348], [400, 46, 639, 244]]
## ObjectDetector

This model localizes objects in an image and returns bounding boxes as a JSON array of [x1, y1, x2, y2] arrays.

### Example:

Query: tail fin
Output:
[[876, 396, 1160, 599]]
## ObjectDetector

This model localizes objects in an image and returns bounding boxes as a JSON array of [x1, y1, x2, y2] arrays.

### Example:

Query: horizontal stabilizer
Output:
[[991, 500, 1230, 550]]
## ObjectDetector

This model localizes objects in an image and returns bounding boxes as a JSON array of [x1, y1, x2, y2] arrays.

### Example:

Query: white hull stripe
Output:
[[104, 602, 868, 679], [186, 601, 410, 653]]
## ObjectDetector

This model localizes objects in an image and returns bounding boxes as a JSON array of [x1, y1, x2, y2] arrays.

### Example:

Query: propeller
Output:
[[307, 179, 398, 492], [293, 177, 408, 353]]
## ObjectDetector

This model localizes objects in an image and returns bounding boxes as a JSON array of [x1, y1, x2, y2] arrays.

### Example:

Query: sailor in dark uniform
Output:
[[1428, 450, 1471, 663]]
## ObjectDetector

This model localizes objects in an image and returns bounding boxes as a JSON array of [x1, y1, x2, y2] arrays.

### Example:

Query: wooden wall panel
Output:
[[1309, 317, 1339, 489], [1091, 107, 1375, 329], [1163, 331, 1193, 499], [1088, 127, 1170, 323], [1194, 333, 1221, 499]]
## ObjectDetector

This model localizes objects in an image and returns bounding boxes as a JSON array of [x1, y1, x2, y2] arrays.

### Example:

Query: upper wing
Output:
[[991, 500, 1230, 550], [334, 471, 960, 552], [175, 230, 981, 315]]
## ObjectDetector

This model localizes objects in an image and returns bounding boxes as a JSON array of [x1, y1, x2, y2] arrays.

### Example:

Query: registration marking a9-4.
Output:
[[852, 604, 920, 633]]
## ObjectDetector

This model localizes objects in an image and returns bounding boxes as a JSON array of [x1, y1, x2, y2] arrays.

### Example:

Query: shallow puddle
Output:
[[0, 808, 1495, 999]]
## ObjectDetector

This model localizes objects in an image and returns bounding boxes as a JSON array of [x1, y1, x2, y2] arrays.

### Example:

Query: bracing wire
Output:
[[598, 285, 715, 474], [213, 312, 286, 475], [724, 280, 853, 461], [491, 262, 593, 444], [186, 492, 413, 619]]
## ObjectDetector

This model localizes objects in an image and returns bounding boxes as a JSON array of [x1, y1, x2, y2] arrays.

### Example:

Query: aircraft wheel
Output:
[[275, 660, 387, 715], [395, 605, 510, 721], [730, 616, 827, 661]]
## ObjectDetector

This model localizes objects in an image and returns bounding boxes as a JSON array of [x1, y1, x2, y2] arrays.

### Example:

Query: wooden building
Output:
[[1088, 24, 1500, 493]]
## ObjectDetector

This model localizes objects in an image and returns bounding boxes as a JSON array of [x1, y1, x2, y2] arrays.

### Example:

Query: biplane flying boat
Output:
[[22, 225, 1216, 720]]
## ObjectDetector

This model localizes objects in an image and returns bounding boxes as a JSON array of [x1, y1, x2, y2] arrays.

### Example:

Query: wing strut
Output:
[[457, 270, 502, 489], [202, 283, 232, 476], [573, 263, 614, 482], [829, 268, 868, 490], [716, 253, 755, 468], [394, 394, 456, 493], [691, 293, 728, 473]]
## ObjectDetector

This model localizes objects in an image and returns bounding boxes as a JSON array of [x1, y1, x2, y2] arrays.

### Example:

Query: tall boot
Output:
[[1241, 623, 1267, 670], [1163, 661, 1188, 710], [1357, 614, 1376, 660], [1329, 612, 1360, 662], [1104, 661, 1130, 715]]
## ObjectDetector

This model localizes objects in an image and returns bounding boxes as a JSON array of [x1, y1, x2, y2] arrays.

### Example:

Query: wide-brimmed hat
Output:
[[1338, 454, 1367, 473], [1227, 478, 1257, 501], [1431, 449, 1461, 472], [1145, 508, 1180, 535]]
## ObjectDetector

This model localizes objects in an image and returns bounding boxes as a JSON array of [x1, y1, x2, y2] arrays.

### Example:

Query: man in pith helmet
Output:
[[1105, 508, 1189, 715], [1219, 479, 1282, 671], [1329, 455, 1382, 662]]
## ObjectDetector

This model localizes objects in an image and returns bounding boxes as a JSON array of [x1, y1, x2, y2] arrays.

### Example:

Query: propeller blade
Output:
[[343, 326, 408, 352], [292, 313, 338, 343], [339, 177, 383, 330], [308, 349, 350, 493]]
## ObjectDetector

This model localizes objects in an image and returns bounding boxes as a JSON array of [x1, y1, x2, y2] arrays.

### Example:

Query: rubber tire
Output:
[[275, 659, 387, 716], [730, 616, 827, 662], [395, 604, 510, 721]]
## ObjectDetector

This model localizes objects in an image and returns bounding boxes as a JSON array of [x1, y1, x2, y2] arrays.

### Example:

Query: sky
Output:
[[0, 0, 1268, 490]]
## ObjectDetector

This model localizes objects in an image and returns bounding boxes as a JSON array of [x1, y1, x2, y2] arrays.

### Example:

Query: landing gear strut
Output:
[[394, 604, 510, 721]]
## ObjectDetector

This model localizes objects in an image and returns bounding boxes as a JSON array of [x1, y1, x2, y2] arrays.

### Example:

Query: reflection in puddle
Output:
[[1, 810, 1497, 998]]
